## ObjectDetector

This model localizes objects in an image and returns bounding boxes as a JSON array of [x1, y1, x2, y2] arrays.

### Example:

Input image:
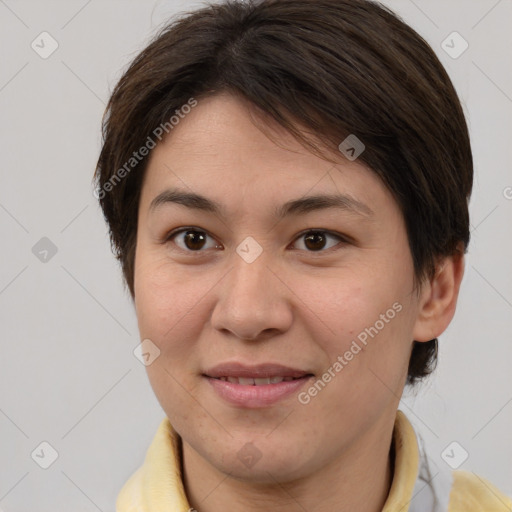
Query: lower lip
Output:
[[205, 376, 313, 408]]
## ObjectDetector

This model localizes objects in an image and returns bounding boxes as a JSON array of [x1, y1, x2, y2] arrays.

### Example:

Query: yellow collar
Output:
[[117, 409, 420, 511], [382, 410, 420, 511]]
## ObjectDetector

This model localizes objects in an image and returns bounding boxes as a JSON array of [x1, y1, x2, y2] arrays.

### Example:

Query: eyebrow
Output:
[[149, 188, 374, 219]]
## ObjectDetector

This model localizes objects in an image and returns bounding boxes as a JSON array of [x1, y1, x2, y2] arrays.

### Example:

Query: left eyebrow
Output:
[[275, 193, 374, 219], [148, 188, 374, 219]]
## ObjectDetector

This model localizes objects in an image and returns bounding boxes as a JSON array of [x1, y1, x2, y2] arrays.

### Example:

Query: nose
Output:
[[210, 249, 293, 341]]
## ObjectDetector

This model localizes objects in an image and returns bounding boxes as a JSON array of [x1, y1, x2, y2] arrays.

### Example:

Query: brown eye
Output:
[[167, 229, 220, 252], [293, 230, 345, 252], [183, 230, 207, 250], [304, 232, 327, 251]]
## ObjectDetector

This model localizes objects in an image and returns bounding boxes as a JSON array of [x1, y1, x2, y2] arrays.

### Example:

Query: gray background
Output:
[[0, 0, 511, 510]]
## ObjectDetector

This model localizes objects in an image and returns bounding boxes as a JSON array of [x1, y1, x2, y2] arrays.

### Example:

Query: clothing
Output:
[[116, 409, 511, 511]]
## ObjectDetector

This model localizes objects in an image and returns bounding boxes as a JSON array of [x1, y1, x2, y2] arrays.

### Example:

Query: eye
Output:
[[165, 228, 348, 254], [291, 230, 346, 252], [166, 228, 220, 252]]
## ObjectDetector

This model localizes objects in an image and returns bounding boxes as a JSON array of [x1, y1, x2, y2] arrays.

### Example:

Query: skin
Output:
[[133, 92, 464, 512]]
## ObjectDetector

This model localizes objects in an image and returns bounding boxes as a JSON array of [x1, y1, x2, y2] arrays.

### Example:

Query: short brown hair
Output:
[[94, 0, 473, 385]]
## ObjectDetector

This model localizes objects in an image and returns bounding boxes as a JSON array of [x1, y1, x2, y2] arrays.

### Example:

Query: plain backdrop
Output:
[[0, 0, 511, 510]]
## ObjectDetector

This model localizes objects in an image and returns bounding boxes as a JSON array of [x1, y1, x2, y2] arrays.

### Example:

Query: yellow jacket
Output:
[[116, 410, 511, 511]]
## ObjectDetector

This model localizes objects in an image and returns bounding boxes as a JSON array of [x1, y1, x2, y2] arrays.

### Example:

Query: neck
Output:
[[182, 413, 396, 512]]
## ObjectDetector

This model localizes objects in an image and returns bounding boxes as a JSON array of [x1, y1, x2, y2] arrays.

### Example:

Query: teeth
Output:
[[254, 377, 271, 385], [215, 376, 302, 385]]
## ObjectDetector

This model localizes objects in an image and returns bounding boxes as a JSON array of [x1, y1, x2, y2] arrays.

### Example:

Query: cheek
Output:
[[135, 254, 204, 337], [294, 268, 406, 343], [134, 258, 215, 388], [293, 268, 415, 391], [134, 256, 213, 418], [297, 281, 414, 418]]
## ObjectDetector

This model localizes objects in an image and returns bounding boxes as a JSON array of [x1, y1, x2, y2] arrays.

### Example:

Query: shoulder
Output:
[[116, 466, 145, 512], [448, 470, 512, 512]]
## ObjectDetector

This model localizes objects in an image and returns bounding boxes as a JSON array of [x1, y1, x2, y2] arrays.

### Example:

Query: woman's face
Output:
[[134, 92, 423, 482]]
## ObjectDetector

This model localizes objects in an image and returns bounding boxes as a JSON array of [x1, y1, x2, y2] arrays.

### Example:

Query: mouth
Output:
[[210, 376, 309, 385], [203, 362, 312, 379], [203, 362, 314, 407]]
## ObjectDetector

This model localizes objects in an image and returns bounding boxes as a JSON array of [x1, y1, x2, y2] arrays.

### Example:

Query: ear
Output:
[[412, 249, 465, 342]]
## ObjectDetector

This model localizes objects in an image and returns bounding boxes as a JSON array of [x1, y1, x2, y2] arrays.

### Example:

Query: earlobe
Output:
[[412, 250, 465, 342]]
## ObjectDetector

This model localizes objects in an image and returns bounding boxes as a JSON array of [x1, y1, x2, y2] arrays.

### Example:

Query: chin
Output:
[[205, 434, 314, 484], [219, 455, 309, 485]]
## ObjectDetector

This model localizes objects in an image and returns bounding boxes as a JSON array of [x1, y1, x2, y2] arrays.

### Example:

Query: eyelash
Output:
[[163, 227, 351, 256]]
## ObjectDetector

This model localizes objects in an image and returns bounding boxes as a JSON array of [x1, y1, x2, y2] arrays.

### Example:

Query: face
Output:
[[134, 92, 423, 483]]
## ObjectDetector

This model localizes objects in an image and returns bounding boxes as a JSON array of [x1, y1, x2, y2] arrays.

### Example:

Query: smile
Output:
[[212, 376, 303, 385]]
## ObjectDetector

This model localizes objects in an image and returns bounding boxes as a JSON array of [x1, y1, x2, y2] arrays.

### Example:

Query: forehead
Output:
[[139, 93, 399, 223]]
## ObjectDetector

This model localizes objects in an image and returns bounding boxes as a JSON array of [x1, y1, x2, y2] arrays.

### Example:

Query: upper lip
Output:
[[204, 362, 312, 379]]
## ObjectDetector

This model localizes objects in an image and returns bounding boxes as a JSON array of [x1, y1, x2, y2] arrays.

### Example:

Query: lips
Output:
[[203, 362, 314, 407]]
